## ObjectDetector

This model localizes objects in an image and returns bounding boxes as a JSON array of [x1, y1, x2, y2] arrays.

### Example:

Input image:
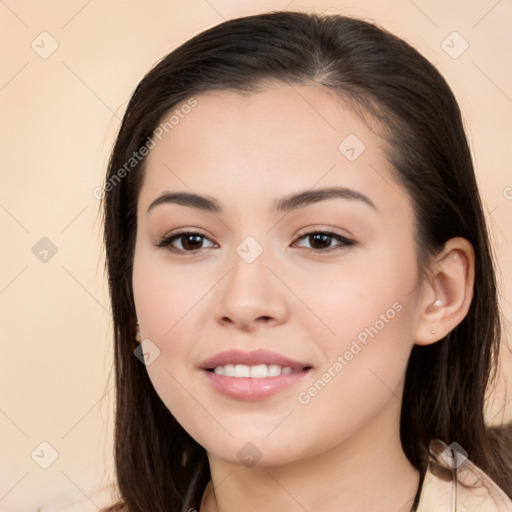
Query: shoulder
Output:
[[417, 439, 512, 512]]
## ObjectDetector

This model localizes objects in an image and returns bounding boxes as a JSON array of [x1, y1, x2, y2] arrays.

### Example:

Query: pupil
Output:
[[183, 235, 202, 251], [310, 234, 330, 249]]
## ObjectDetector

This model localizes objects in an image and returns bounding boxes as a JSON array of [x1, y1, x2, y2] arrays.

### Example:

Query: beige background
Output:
[[1, 0, 511, 510]]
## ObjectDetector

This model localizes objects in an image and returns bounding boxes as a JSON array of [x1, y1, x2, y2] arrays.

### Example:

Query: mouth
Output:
[[199, 348, 313, 400]]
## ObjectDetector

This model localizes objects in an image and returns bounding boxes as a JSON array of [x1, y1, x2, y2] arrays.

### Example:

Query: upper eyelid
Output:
[[160, 227, 352, 240]]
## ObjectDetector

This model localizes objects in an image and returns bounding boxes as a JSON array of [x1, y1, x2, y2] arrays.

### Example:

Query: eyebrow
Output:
[[146, 186, 377, 214]]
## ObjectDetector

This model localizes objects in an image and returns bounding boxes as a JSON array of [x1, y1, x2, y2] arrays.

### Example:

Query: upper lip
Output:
[[199, 349, 312, 371]]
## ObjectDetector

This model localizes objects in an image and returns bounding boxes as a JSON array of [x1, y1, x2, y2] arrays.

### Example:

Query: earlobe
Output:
[[414, 237, 475, 346], [135, 321, 142, 343]]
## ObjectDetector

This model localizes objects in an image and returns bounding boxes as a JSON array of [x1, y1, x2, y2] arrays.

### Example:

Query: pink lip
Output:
[[199, 348, 311, 371], [199, 349, 313, 401]]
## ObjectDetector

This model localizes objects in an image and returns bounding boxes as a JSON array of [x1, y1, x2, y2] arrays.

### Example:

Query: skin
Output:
[[132, 83, 475, 512]]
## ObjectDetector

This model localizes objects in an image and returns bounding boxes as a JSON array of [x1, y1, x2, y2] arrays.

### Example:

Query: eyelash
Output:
[[155, 229, 356, 255]]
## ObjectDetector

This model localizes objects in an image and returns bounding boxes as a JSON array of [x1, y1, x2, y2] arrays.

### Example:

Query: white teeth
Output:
[[234, 364, 250, 377], [267, 364, 282, 377], [250, 364, 268, 378], [212, 364, 298, 378]]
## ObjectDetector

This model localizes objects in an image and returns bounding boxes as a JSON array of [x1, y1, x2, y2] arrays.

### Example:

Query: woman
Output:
[[100, 11, 512, 512]]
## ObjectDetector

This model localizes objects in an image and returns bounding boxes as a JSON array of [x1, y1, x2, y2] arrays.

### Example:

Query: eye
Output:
[[155, 229, 355, 255], [155, 230, 216, 253], [292, 230, 355, 253]]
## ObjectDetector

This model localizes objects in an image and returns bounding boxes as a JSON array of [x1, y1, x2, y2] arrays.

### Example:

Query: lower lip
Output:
[[202, 369, 311, 400]]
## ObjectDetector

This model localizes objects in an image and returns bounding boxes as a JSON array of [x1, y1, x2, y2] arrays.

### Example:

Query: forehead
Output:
[[147, 84, 381, 165], [138, 84, 411, 219]]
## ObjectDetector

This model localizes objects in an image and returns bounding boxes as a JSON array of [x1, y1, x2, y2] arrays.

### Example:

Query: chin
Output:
[[201, 435, 309, 468]]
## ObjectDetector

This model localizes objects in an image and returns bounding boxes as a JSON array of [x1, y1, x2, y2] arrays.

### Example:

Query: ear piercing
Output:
[[431, 299, 440, 335], [135, 321, 141, 342]]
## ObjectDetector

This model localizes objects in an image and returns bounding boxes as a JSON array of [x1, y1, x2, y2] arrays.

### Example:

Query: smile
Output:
[[199, 348, 313, 400]]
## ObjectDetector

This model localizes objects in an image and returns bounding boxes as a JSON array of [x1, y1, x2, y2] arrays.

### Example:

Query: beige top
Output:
[[417, 440, 512, 511]]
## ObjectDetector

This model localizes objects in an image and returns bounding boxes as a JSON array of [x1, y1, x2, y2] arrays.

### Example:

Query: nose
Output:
[[214, 249, 288, 332]]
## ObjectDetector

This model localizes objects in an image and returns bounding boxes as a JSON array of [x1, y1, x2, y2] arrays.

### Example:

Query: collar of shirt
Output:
[[417, 439, 512, 512]]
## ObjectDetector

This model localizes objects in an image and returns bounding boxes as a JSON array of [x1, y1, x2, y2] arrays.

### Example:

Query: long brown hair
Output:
[[100, 11, 512, 511]]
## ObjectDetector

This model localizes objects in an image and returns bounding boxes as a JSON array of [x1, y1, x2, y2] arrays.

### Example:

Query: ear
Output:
[[135, 321, 142, 343], [414, 237, 475, 346]]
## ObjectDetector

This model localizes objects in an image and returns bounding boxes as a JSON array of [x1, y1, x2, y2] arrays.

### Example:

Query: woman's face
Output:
[[132, 83, 424, 466]]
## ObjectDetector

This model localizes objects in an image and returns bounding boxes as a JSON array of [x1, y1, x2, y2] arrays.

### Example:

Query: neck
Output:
[[200, 399, 421, 512]]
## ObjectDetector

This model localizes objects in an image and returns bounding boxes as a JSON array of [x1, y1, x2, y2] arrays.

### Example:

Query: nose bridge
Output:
[[215, 231, 287, 326], [228, 233, 273, 297]]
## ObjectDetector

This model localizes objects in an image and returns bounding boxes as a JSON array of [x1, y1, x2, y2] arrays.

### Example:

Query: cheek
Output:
[[293, 300, 416, 455], [132, 241, 205, 339], [315, 304, 414, 398], [296, 248, 417, 345], [132, 245, 212, 429], [293, 250, 418, 414]]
